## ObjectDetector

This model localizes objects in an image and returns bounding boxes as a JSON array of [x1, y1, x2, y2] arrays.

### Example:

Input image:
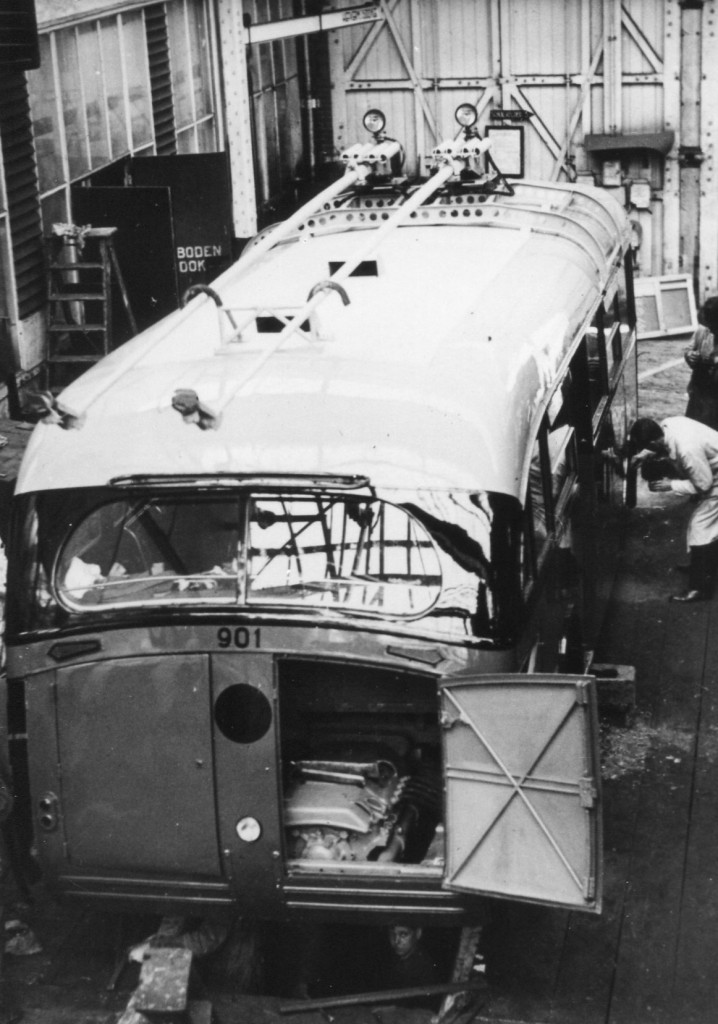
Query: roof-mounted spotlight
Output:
[[363, 108, 386, 138], [455, 103, 479, 134]]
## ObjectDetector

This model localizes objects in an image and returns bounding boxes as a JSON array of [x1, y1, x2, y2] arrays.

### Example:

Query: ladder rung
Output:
[[48, 323, 107, 333], [47, 355, 103, 364], [50, 261, 105, 270], [49, 292, 106, 301]]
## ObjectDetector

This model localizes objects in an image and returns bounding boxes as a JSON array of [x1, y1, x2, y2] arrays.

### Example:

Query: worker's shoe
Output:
[[670, 589, 709, 603], [674, 563, 690, 573]]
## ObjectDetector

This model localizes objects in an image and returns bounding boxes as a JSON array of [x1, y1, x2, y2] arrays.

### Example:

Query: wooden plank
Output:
[[661, 0, 681, 276], [540, 486, 700, 1022], [670, 597, 718, 1022], [602, 520, 708, 1023], [699, 2, 718, 300]]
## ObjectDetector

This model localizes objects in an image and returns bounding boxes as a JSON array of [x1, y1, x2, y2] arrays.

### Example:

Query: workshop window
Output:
[[248, 0, 305, 221], [29, 11, 155, 232], [167, 0, 216, 154], [27, 4, 215, 234]]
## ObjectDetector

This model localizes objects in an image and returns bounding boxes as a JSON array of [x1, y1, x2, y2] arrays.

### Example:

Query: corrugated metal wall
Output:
[[327, 0, 715, 293]]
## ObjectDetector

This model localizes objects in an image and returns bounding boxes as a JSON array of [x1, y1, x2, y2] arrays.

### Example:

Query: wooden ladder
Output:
[[46, 226, 137, 389]]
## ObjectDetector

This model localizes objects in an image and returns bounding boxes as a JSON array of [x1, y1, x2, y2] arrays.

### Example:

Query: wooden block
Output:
[[188, 1001, 214, 1024], [591, 663, 637, 722], [134, 947, 193, 1013]]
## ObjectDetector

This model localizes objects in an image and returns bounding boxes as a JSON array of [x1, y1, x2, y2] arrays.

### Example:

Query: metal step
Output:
[[49, 261, 105, 270], [47, 354, 102, 364], [48, 323, 107, 333]]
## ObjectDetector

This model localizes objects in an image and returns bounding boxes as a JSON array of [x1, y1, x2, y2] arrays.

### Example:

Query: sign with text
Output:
[[490, 109, 533, 122], [131, 154, 233, 297], [486, 126, 525, 178]]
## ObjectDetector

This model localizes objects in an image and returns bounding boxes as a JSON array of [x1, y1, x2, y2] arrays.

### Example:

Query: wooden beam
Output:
[[551, 33, 605, 181], [379, 0, 439, 143], [661, 0, 682, 276], [215, 0, 257, 238], [620, 3, 664, 74], [345, 0, 400, 79], [699, 1, 718, 299], [675, 0, 698, 279], [603, 0, 622, 134], [245, 3, 383, 44]]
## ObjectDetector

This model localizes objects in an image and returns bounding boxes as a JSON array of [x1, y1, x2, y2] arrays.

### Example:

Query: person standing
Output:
[[629, 415, 718, 602], [684, 296, 718, 430]]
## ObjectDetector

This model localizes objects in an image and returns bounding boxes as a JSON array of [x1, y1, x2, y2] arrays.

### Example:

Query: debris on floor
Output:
[[3, 919, 42, 957]]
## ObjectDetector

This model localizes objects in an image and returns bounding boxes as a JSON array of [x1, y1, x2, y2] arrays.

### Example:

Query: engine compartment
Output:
[[278, 660, 444, 870]]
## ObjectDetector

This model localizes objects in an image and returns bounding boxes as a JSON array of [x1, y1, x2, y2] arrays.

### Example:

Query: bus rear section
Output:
[[4, 117, 638, 927], [7, 480, 603, 920]]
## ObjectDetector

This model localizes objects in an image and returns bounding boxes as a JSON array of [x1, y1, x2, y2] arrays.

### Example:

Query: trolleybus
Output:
[[5, 106, 637, 928]]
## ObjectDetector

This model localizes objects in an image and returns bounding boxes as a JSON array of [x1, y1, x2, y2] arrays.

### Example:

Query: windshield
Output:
[[8, 486, 521, 641], [53, 492, 441, 618]]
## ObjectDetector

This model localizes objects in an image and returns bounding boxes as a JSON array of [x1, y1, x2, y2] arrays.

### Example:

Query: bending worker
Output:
[[628, 415, 718, 603]]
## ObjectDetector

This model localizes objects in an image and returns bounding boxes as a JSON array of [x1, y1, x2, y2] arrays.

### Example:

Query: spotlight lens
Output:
[[236, 816, 262, 843], [455, 103, 478, 128], [363, 108, 386, 134]]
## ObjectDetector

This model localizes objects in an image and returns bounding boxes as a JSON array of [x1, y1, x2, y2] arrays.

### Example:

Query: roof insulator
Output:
[[171, 389, 221, 430]]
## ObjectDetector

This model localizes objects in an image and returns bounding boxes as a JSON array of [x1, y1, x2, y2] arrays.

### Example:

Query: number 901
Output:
[[217, 627, 261, 649]]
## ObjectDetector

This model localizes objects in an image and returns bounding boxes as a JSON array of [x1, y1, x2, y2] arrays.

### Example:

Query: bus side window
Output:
[[588, 282, 632, 416], [549, 424, 577, 513], [523, 435, 551, 590], [522, 405, 578, 593], [586, 322, 608, 411]]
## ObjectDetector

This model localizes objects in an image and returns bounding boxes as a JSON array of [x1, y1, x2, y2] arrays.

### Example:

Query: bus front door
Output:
[[28, 655, 222, 882]]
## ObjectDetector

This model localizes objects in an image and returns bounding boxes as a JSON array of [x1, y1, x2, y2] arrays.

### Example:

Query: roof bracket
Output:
[[307, 280, 351, 306], [171, 389, 221, 430], [31, 391, 85, 430]]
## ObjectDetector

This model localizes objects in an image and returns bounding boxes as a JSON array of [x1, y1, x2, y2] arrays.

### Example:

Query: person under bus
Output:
[[629, 416, 718, 602]]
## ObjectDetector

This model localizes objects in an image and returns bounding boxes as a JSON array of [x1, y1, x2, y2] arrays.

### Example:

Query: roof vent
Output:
[[328, 259, 379, 277], [256, 315, 310, 334]]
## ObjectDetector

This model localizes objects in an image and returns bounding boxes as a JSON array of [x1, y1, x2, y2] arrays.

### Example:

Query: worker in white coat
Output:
[[629, 416, 718, 602]]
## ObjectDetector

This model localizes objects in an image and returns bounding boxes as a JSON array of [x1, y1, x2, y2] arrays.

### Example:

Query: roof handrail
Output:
[[205, 161, 457, 420], [53, 168, 366, 426]]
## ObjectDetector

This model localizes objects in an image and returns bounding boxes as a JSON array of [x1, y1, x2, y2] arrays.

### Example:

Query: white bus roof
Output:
[[17, 181, 630, 500]]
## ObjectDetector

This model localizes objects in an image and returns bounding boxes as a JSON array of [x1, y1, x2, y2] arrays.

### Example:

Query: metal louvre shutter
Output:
[[0, 69, 43, 319], [145, 3, 177, 156], [0, 2, 40, 69]]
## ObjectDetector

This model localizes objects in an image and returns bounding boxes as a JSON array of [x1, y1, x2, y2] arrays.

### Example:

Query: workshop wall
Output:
[[1, 0, 718, 388]]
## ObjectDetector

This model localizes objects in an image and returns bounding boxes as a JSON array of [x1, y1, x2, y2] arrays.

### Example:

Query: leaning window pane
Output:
[[28, 36, 64, 192], [122, 13, 153, 149], [177, 127, 195, 155], [100, 19, 129, 159], [58, 29, 90, 180], [168, 0, 192, 129], [40, 191, 69, 236], [78, 23, 110, 169], [187, 1, 212, 121], [195, 119, 214, 153]]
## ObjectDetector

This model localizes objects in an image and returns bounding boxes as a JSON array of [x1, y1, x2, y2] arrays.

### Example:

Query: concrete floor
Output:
[[4, 337, 717, 1024]]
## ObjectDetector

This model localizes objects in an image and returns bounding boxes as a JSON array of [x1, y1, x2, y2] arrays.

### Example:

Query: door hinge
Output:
[[579, 775, 597, 808], [440, 707, 461, 730], [584, 873, 596, 901], [575, 681, 590, 705], [678, 145, 704, 168]]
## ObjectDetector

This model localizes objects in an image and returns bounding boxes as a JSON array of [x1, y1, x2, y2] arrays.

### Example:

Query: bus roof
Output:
[[17, 180, 630, 500]]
